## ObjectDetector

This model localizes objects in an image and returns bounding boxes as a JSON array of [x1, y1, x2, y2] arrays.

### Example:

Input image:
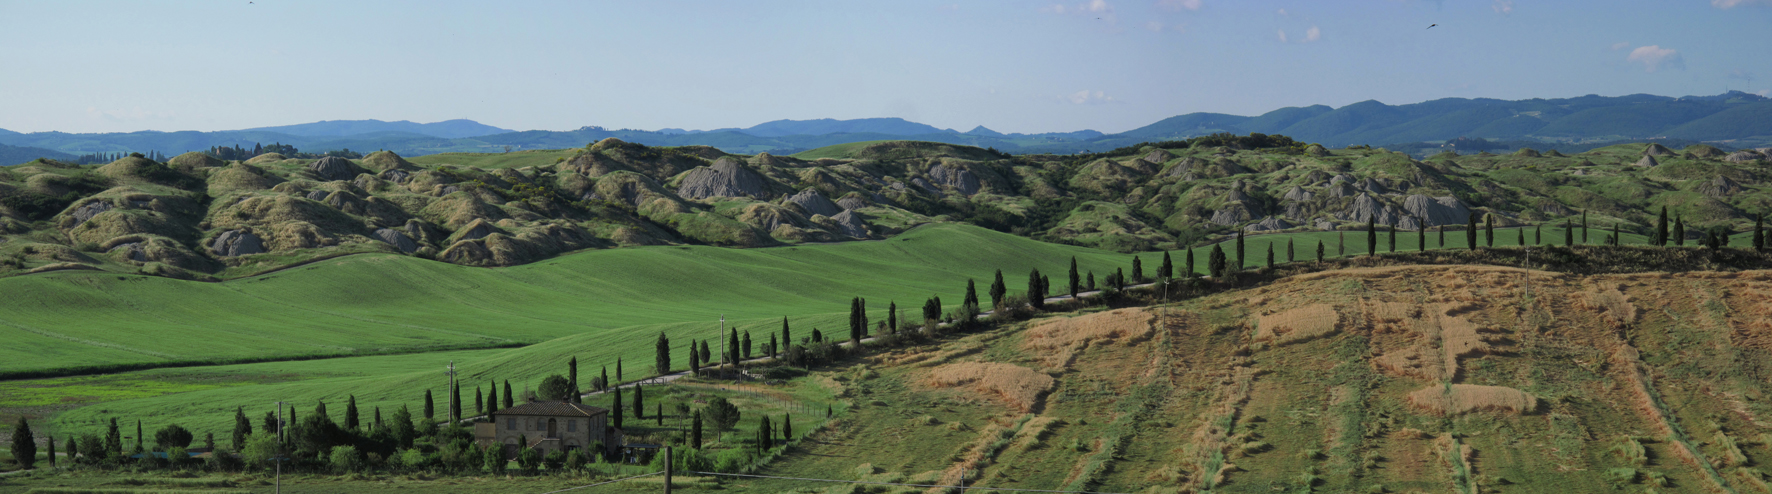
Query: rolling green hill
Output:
[[0, 223, 1140, 375]]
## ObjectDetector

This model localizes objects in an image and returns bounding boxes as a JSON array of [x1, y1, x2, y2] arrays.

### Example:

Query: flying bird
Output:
[[1427, 24, 1437, 29]]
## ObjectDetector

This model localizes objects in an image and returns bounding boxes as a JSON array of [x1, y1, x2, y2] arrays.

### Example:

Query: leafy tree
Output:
[[155, 424, 193, 451], [565, 448, 587, 472], [483, 441, 506, 473], [538, 375, 573, 401], [705, 397, 741, 438], [345, 395, 360, 431], [391, 405, 417, 448], [990, 269, 1007, 308], [329, 445, 362, 473], [11, 417, 35, 469]]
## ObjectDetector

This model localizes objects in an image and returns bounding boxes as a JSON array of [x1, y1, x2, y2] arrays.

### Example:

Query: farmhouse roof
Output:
[[494, 400, 609, 418]]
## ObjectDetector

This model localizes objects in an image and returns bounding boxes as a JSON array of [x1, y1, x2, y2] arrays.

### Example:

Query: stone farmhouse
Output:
[[475, 400, 620, 457]]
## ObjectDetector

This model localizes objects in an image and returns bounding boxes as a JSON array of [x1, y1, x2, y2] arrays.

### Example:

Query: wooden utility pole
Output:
[[663, 446, 673, 494]]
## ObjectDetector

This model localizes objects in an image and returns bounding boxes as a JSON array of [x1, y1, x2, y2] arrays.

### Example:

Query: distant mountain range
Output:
[[3, 91, 1770, 165]]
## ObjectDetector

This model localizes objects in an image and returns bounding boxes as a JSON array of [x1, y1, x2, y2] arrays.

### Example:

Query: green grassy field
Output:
[[0, 224, 1149, 375], [788, 140, 893, 160], [406, 149, 580, 169]]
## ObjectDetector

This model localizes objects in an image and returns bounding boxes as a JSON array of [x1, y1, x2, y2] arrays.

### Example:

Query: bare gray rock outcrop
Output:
[[1401, 194, 1471, 227], [210, 230, 266, 257], [829, 210, 869, 238], [1696, 176, 1742, 197], [1726, 150, 1766, 163], [928, 164, 982, 195], [1328, 182, 1359, 198], [1336, 194, 1397, 225], [677, 157, 772, 200], [1359, 177, 1390, 195], [1634, 155, 1659, 167], [68, 201, 112, 227], [1281, 186, 1314, 202], [374, 228, 419, 253], [1244, 216, 1293, 232], [1140, 149, 1173, 165], [786, 189, 842, 217], [454, 219, 500, 242], [836, 195, 870, 211], [1644, 143, 1676, 156], [308, 156, 366, 182]]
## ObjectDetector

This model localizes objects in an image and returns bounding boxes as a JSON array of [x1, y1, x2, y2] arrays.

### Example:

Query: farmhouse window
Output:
[[507, 418, 516, 430], [567, 420, 577, 432]]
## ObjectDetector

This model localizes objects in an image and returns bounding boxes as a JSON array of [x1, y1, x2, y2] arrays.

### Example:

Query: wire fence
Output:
[[690, 471, 1136, 494], [537, 470, 662, 494]]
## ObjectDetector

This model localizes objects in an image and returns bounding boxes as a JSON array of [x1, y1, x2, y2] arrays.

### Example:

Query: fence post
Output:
[[663, 446, 672, 494]]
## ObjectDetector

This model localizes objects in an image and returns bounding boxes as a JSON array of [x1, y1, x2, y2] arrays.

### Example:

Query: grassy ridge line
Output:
[[0, 224, 1139, 373]]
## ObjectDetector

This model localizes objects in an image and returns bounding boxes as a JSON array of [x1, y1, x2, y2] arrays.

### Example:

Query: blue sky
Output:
[[1, 0, 1768, 135]]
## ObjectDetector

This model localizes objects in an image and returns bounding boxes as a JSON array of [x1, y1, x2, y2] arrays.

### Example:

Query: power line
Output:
[[538, 471, 662, 494], [690, 471, 1136, 494]]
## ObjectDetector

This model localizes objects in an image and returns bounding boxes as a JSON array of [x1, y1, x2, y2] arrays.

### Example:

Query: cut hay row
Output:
[[1437, 434, 1479, 494], [1252, 304, 1338, 346], [926, 416, 1029, 493], [1407, 384, 1537, 416], [1610, 341, 1738, 493], [1180, 365, 1258, 492], [1576, 282, 1638, 329], [924, 362, 1056, 413], [1023, 308, 1155, 371]]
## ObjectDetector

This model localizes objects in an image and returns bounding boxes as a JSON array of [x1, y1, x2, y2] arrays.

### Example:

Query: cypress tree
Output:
[[655, 333, 671, 375], [569, 357, 579, 398], [1235, 232, 1246, 268], [1316, 240, 1325, 261], [1565, 220, 1575, 246], [990, 270, 1006, 308], [346, 395, 360, 430], [1208, 244, 1227, 279], [848, 297, 862, 343], [1160, 251, 1173, 279], [729, 327, 741, 365], [1287, 239, 1295, 263], [1185, 249, 1196, 278], [11, 418, 35, 470], [65, 436, 76, 467], [633, 385, 644, 419], [691, 410, 703, 449], [782, 317, 791, 351], [768, 333, 778, 359], [424, 390, 435, 419], [700, 340, 711, 363], [475, 387, 483, 416], [1439, 225, 1446, 248], [1367, 221, 1377, 256], [1087, 271, 1096, 289], [611, 386, 623, 429], [1028, 268, 1045, 309], [1485, 213, 1495, 247], [1582, 210, 1589, 243], [657, 404, 664, 426], [1517, 224, 1524, 246], [1388, 223, 1397, 252], [1466, 214, 1478, 250], [374, 406, 381, 428], [46, 434, 54, 468], [1266, 242, 1275, 268], [1674, 216, 1685, 246], [783, 414, 793, 441], [452, 382, 463, 421], [233, 407, 251, 451], [1757, 213, 1766, 252], [742, 330, 753, 358], [1418, 224, 1426, 252], [1657, 206, 1670, 246], [887, 303, 897, 334], [690, 341, 701, 374], [1535, 224, 1542, 245], [503, 381, 514, 409], [760, 417, 773, 450], [488, 384, 498, 413], [1116, 267, 1125, 288], [1132, 255, 1144, 283], [1612, 223, 1621, 246], [617, 357, 623, 382], [1068, 257, 1081, 297], [107, 418, 121, 457], [964, 279, 978, 308], [1339, 231, 1346, 256], [135, 420, 142, 453]]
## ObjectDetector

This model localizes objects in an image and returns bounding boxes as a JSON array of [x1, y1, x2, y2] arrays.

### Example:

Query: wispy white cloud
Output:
[[1144, 21, 1164, 32], [1713, 0, 1772, 8], [1089, 0, 1112, 12], [1492, 0, 1514, 14], [1276, 8, 1288, 16], [1066, 90, 1117, 105], [1277, 29, 1288, 43], [1627, 45, 1685, 72], [1610, 41, 1631, 51], [1042, 0, 1116, 23], [1156, 0, 1202, 11], [1304, 25, 1321, 42]]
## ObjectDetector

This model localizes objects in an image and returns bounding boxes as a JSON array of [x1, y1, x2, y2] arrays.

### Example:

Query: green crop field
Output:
[[406, 148, 580, 169], [788, 140, 894, 160]]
